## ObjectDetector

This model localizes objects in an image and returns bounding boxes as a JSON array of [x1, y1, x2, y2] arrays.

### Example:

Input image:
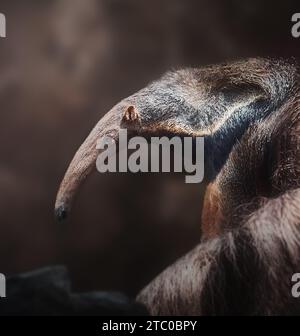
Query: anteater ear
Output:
[[122, 105, 140, 124]]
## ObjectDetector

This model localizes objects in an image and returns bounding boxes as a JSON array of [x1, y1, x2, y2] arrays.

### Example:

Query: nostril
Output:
[[54, 205, 68, 222]]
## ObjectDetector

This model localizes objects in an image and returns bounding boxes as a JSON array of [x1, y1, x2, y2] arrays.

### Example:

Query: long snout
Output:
[[54, 99, 133, 221]]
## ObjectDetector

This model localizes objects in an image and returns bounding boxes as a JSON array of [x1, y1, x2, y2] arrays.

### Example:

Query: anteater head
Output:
[[55, 58, 297, 221]]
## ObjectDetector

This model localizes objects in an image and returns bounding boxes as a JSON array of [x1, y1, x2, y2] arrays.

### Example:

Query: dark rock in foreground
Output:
[[0, 266, 148, 316]]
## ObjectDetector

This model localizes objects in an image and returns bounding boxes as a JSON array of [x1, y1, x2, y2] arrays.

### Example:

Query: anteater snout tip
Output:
[[54, 205, 68, 222]]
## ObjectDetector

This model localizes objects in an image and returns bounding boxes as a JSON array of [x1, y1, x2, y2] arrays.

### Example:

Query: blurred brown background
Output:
[[0, 0, 299, 296]]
